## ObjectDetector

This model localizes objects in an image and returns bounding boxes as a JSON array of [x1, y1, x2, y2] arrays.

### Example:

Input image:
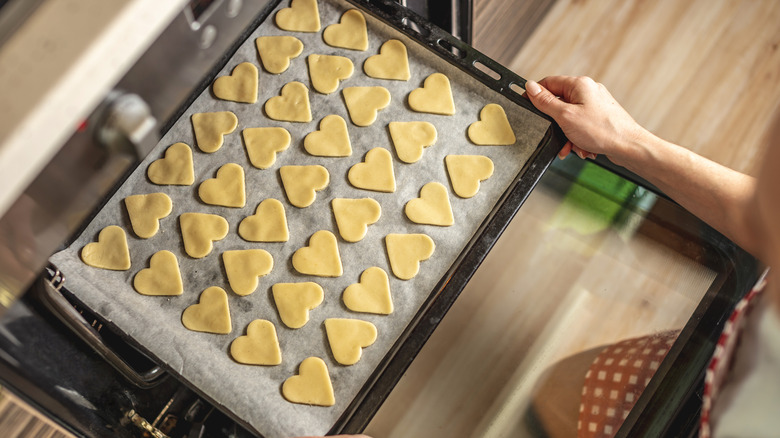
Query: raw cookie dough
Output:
[[348, 147, 395, 193], [282, 357, 335, 407], [331, 198, 381, 242], [275, 0, 320, 32], [265, 81, 312, 122], [198, 163, 246, 208], [291, 230, 342, 277], [242, 127, 291, 169], [125, 193, 172, 239], [342, 267, 393, 315], [388, 121, 437, 163], [324, 318, 377, 366], [212, 62, 258, 104], [192, 111, 238, 153], [404, 182, 454, 226], [179, 213, 229, 259], [272, 282, 324, 329], [223, 249, 274, 296], [279, 165, 329, 208], [133, 250, 183, 296], [80, 225, 131, 271], [255, 36, 303, 74], [230, 319, 282, 366], [322, 9, 368, 51], [307, 54, 353, 94], [304, 115, 351, 157], [385, 233, 435, 280], [363, 39, 410, 81], [238, 199, 289, 242], [445, 155, 494, 198], [408, 73, 455, 115], [147, 142, 194, 186], [467, 103, 516, 145], [342, 86, 391, 127], [181, 286, 232, 334]]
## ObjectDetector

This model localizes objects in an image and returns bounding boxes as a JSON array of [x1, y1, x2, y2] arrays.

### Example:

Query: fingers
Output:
[[537, 76, 583, 99], [558, 142, 572, 160], [525, 80, 570, 119]]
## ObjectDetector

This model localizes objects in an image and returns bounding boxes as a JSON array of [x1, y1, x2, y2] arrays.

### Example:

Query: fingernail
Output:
[[587, 153, 597, 159], [525, 80, 542, 96], [576, 150, 587, 159], [557, 151, 567, 160]]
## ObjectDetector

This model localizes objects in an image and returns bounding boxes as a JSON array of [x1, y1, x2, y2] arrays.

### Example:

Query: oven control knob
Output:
[[95, 91, 158, 160]]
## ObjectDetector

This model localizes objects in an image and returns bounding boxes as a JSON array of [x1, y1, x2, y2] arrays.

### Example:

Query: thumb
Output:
[[525, 80, 569, 119]]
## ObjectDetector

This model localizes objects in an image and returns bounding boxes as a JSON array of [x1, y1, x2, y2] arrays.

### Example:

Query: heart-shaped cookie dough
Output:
[[243, 127, 291, 169], [279, 165, 329, 208], [133, 250, 183, 296], [125, 193, 172, 239], [179, 213, 229, 258], [223, 249, 274, 296], [385, 233, 435, 280], [408, 73, 455, 115], [342, 267, 393, 315], [272, 282, 324, 329], [324, 318, 377, 366], [342, 86, 391, 127], [331, 198, 381, 242], [307, 54, 353, 94], [322, 9, 368, 51], [198, 163, 245, 208], [405, 182, 454, 226], [468, 104, 516, 145], [304, 115, 351, 157], [230, 320, 282, 366], [348, 147, 395, 193], [388, 121, 437, 163], [292, 230, 342, 277], [212, 62, 258, 104], [182, 286, 232, 334], [363, 39, 410, 81], [255, 36, 303, 74], [238, 199, 289, 242], [282, 357, 334, 406], [275, 0, 320, 32], [265, 81, 312, 122], [147, 142, 194, 186], [192, 111, 238, 153], [81, 225, 131, 270], [445, 155, 494, 198]]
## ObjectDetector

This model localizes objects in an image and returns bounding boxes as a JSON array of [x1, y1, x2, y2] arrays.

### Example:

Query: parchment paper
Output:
[[50, 1, 550, 436]]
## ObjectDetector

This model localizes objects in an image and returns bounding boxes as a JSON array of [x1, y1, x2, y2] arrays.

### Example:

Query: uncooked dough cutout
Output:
[[308, 54, 353, 94], [348, 148, 395, 192], [238, 199, 289, 242], [364, 39, 410, 81], [147, 142, 194, 186], [275, 0, 321, 32], [388, 121, 437, 163], [133, 250, 183, 296], [125, 193, 172, 239], [243, 127, 291, 169], [408, 73, 455, 115], [468, 104, 516, 145], [282, 357, 335, 406], [280, 165, 329, 208], [198, 163, 246, 208], [322, 9, 368, 51], [192, 112, 238, 153], [405, 182, 454, 226], [342, 267, 393, 315], [292, 230, 342, 277], [212, 62, 258, 104], [81, 225, 131, 271], [223, 249, 274, 296], [179, 213, 229, 258], [265, 81, 312, 122], [182, 286, 232, 334], [324, 318, 377, 366], [385, 233, 435, 280], [331, 198, 381, 242], [230, 320, 282, 366], [445, 155, 494, 198], [304, 115, 351, 157], [272, 282, 324, 329], [256, 36, 304, 74], [342, 86, 391, 127]]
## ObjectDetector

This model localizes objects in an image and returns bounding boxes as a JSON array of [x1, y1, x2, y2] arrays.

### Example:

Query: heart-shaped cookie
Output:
[[179, 212, 229, 258], [408, 73, 455, 115], [304, 115, 351, 157], [385, 233, 435, 280], [125, 193, 172, 239], [282, 357, 334, 406], [307, 54, 354, 94], [147, 142, 194, 186], [80, 225, 131, 270], [238, 199, 289, 242], [445, 155, 494, 198], [191, 111, 238, 153], [292, 230, 342, 277], [363, 39, 410, 81], [331, 198, 381, 242], [343, 86, 391, 127], [272, 282, 324, 329], [405, 182, 454, 226], [133, 250, 183, 296], [468, 103, 516, 145], [322, 9, 368, 51], [181, 286, 232, 334], [223, 249, 274, 296], [279, 165, 329, 208], [265, 81, 312, 122], [243, 127, 291, 169], [342, 267, 393, 315], [230, 319, 282, 366], [212, 62, 258, 104], [348, 147, 395, 193], [275, 0, 320, 32], [255, 36, 304, 74], [388, 121, 437, 163], [198, 163, 245, 208], [324, 318, 377, 366]]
